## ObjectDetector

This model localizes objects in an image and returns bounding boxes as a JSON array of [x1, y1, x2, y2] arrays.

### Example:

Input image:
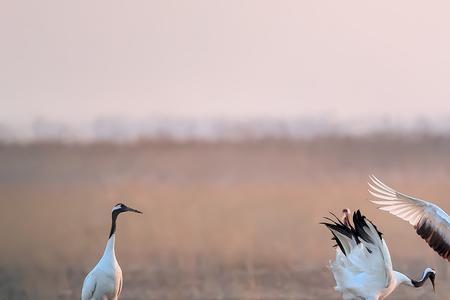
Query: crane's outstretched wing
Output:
[[369, 175, 450, 261]]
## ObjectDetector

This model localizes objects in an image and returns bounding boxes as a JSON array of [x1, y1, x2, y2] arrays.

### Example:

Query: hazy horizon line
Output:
[[1, 114, 450, 143]]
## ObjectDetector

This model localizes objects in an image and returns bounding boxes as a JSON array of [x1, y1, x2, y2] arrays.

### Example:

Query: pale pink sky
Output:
[[1, 1, 450, 124]]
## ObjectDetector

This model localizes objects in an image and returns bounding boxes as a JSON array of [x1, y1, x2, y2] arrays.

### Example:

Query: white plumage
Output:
[[81, 203, 142, 300], [323, 209, 435, 300], [82, 237, 123, 300], [369, 175, 450, 261]]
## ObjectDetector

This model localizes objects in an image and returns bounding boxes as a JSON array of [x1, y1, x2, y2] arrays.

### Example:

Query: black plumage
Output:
[[322, 209, 383, 256]]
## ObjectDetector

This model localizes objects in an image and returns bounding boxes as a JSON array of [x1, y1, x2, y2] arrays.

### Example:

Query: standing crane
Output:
[[81, 203, 142, 300]]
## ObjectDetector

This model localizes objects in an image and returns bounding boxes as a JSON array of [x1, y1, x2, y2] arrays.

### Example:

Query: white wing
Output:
[[81, 271, 97, 300], [354, 210, 393, 288], [325, 210, 393, 298], [369, 175, 450, 261]]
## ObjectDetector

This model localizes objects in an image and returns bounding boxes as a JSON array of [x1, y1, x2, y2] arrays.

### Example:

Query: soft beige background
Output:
[[1, 2, 450, 299], [2, 1, 450, 123], [0, 138, 448, 299]]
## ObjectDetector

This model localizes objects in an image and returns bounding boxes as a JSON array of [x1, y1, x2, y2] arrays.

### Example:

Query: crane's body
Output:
[[322, 210, 435, 300], [81, 203, 141, 300], [82, 236, 122, 300]]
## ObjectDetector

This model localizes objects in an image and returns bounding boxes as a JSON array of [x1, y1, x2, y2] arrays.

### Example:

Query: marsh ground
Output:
[[0, 136, 449, 299]]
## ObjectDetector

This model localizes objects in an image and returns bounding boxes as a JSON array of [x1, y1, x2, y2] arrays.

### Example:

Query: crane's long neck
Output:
[[410, 269, 433, 288], [395, 269, 431, 287], [109, 211, 119, 238], [102, 212, 119, 260], [103, 234, 116, 258], [394, 271, 412, 287]]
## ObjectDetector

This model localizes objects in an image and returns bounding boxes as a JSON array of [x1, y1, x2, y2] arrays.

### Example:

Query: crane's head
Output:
[[426, 268, 436, 293], [342, 208, 351, 228], [411, 267, 436, 293], [112, 203, 143, 215]]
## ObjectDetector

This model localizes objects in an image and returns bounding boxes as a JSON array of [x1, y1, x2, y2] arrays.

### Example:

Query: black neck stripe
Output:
[[411, 271, 432, 288], [109, 211, 120, 238]]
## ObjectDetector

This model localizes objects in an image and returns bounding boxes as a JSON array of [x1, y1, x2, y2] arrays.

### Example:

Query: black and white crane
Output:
[[369, 175, 450, 262], [322, 209, 435, 300], [81, 203, 142, 300]]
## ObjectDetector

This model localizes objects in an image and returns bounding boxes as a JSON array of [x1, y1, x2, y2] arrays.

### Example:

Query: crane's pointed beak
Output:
[[126, 206, 143, 214], [429, 273, 436, 293]]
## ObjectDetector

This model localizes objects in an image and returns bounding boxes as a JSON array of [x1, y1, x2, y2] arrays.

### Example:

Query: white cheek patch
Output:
[[112, 205, 122, 212]]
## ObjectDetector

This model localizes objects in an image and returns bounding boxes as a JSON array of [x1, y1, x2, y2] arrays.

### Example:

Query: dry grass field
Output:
[[0, 136, 449, 299]]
